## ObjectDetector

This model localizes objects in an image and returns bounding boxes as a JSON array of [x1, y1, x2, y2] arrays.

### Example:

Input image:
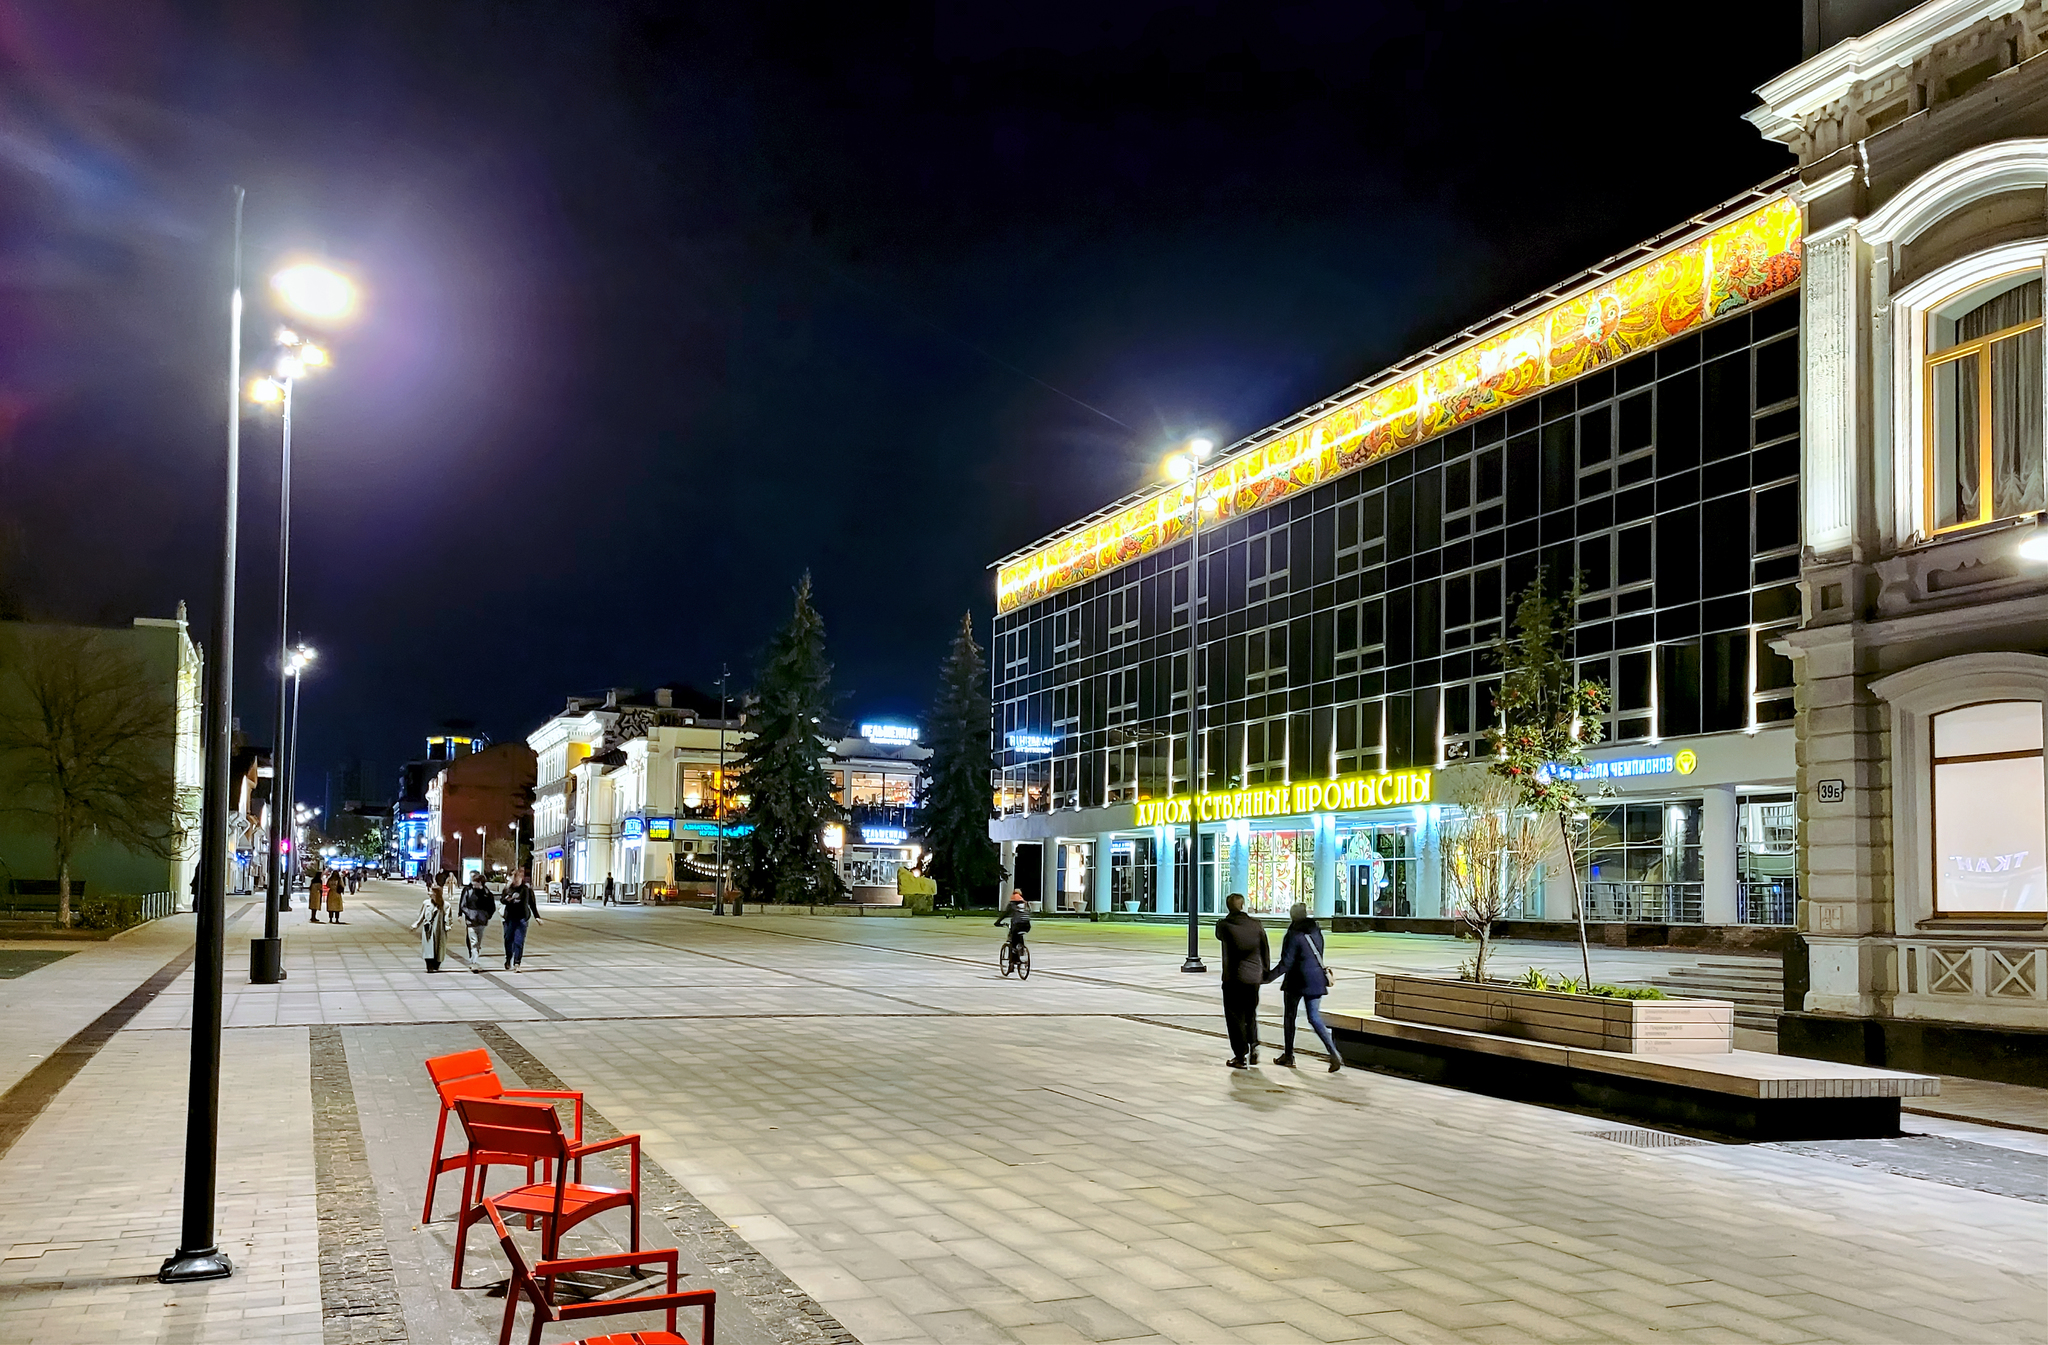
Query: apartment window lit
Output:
[[1926, 274, 2045, 534], [1931, 701, 2046, 915]]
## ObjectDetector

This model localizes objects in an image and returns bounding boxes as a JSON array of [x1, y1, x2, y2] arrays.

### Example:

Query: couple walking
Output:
[[1215, 894, 1343, 1072], [410, 869, 540, 973]]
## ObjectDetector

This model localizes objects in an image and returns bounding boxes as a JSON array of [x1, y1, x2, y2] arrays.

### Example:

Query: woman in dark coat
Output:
[[1265, 902, 1343, 1072]]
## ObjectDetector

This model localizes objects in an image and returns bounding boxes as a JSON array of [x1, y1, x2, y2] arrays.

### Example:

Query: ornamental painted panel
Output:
[[995, 194, 1805, 613]]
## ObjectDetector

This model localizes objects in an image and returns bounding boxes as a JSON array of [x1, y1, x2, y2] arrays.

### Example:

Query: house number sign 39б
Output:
[[1816, 779, 1846, 804]]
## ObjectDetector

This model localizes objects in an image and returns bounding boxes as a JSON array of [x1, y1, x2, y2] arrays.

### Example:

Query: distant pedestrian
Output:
[[459, 873, 496, 971], [1214, 892, 1270, 1068], [411, 883, 449, 971], [602, 871, 616, 906], [308, 869, 325, 923], [325, 871, 347, 923], [1266, 903, 1342, 1072], [499, 868, 539, 972]]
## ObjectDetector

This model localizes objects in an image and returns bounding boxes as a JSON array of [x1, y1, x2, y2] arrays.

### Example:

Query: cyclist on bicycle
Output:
[[995, 888, 1031, 961]]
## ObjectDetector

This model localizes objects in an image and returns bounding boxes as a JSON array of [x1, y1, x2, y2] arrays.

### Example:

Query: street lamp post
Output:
[[715, 664, 729, 916], [248, 302, 344, 980], [160, 187, 246, 1285], [1167, 439, 1214, 974]]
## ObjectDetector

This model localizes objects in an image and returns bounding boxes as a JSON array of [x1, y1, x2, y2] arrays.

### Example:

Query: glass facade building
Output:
[[990, 212, 1805, 925]]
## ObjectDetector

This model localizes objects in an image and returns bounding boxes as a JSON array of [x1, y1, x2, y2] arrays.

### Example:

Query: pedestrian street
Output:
[[0, 880, 2043, 1344]]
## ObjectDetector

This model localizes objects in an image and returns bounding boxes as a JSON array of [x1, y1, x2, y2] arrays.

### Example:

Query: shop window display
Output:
[[1931, 701, 2046, 914]]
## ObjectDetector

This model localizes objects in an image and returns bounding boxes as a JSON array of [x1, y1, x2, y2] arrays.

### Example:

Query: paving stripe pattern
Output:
[[477, 1021, 860, 1345], [311, 1024, 411, 1345]]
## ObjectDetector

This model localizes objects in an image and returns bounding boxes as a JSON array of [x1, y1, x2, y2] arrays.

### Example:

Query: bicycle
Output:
[[997, 937, 1031, 980]]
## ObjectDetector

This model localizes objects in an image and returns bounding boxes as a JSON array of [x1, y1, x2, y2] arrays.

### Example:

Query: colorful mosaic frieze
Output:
[[995, 195, 1803, 613]]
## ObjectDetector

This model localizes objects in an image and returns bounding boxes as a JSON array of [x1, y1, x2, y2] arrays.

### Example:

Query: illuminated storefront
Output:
[[989, 183, 1805, 923]]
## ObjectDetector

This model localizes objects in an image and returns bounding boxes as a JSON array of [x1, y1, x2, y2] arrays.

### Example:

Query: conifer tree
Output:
[[734, 574, 847, 905], [916, 613, 1002, 906]]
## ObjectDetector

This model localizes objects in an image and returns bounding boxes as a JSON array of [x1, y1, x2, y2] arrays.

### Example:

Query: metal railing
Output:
[[1581, 881, 1704, 924], [1739, 879, 1797, 926]]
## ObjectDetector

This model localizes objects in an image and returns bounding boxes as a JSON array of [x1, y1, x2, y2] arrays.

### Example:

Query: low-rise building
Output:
[[424, 740, 536, 879]]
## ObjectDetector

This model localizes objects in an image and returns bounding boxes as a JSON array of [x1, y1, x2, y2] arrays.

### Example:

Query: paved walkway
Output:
[[0, 882, 2041, 1344]]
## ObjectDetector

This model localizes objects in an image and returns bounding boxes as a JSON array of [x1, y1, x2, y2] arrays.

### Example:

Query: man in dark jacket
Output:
[[459, 875, 496, 972], [1214, 892, 1270, 1067]]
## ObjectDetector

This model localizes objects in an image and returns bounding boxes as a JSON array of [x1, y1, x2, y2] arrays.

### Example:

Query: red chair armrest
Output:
[[532, 1248, 678, 1277], [557, 1289, 717, 1318], [568, 1133, 639, 1160]]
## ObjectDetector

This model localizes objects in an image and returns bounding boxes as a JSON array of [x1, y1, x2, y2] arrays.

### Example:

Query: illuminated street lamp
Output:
[[250, 268, 348, 990], [1165, 438, 1214, 974]]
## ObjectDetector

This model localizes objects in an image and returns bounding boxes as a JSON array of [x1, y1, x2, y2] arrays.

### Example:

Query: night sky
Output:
[[0, 2, 1798, 806]]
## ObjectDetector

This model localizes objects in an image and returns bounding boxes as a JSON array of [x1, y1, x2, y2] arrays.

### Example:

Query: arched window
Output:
[[1930, 701, 2045, 915], [1925, 273, 2045, 534]]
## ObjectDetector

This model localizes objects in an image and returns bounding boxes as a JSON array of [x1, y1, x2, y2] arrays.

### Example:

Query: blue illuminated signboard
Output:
[[623, 818, 645, 843], [861, 825, 909, 845], [1550, 749, 1698, 782], [1006, 731, 1058, 755], [861, 722, 920, 745], [647, 817, 673, 841]]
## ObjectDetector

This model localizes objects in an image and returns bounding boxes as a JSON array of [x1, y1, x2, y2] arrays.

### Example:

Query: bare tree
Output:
[[0, 628, 188, 926], [1439, 768, 1545, 983]]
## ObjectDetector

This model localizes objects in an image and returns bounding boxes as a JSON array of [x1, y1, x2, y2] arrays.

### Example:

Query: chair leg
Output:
[[498, 1276, 521, 1345], [421, 1107, 451, 1222]]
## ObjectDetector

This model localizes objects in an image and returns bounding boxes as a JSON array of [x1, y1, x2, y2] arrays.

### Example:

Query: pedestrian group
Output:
[[410, 867, 542, 973], [1215, 893, 1343, 1073]]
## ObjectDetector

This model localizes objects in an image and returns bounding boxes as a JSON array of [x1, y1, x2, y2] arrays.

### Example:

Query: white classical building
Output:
[[527, 688, 928, 900], [1754, 0, 2048, 1081]]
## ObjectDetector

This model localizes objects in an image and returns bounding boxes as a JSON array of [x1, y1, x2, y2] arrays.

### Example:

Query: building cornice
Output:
[[1747, 0, 2028, 144]]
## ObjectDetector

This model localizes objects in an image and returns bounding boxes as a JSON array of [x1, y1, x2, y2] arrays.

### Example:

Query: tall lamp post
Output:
[[160, 187, 247, 1285], [1165, 439, 1214, 974], [248, 259, 352, 982], [715, 664, 730, 916]]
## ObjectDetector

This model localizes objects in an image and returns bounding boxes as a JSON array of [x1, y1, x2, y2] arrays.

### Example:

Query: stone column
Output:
[[1091, 835, 1113, 913], [1039, 840, 1060, 912], [1312, 814, 1338, 919], [1153, 827, 1175, 915], [1701, 784, 1740, 926], [1227, 823, 1249, 909]]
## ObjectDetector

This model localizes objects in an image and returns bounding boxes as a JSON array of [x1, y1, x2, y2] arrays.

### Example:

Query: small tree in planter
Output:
[[1439, 768, 1544, 983], [1488, 575, 1609, 987]]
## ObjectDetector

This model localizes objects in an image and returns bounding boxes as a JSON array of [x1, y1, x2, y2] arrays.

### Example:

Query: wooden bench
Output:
[[1322, 1009, 1939, 1140]]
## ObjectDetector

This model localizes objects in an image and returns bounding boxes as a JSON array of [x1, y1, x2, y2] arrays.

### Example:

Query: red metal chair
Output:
[[483, 1196, 714, 1345], [454, 1097, 642, 1290], [423, 1048, 585, 1221]]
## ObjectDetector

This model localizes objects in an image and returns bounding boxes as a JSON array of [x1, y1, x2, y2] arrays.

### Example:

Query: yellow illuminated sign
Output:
[[996, 195, 1803, 613], [1134, 768, 1433, 827]]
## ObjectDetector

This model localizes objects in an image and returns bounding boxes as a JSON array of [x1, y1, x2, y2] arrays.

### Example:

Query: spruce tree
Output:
[[735, 574, 847, 905], [917, 613, 1002, 906]]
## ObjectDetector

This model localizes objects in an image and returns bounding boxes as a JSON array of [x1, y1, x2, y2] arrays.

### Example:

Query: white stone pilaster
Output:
[[1803, 221, 1862, 559], [1702, 785, 1740, 926], [1091, 835, 1112, 913], [1312, 815, 1338, 919]]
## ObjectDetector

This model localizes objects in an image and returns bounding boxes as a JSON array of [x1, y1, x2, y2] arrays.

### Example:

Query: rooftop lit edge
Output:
[[994, 194, 1803, 614]]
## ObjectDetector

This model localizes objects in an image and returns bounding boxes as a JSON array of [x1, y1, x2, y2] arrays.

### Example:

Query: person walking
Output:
[[307, 868, 324, 923], [325, 870, 347, 924], [411, 882, 450, 971], [499, 868, 540, 971], [602, 871, 616, 906], [459, 872, 496, 971], [1266, 902, 1343, 1072], [1214, 892, 1271, 1068]]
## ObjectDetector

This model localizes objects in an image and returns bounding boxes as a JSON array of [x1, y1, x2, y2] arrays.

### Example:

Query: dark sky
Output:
[[0, 1, 1799, 805]]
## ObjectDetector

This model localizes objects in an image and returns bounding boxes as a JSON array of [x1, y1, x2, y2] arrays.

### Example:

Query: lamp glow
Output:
[[1164, 454, 1193, 481], [2020, 530, 2048, 562], [1189, 437, 1213, 456], [271, 264, 355, 322], [248, 377, 284, 405], [299, 344, 328, 367], [276, 356, 304, 381]]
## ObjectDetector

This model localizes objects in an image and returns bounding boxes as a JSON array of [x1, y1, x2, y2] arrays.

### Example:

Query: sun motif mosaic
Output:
[[995, 194, 1803, 613]]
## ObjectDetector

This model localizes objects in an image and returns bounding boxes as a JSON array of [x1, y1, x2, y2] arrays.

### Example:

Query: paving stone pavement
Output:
[[0, 880, 2042, 1345]]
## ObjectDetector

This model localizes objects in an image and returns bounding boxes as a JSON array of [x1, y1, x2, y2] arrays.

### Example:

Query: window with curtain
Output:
[[1926, 274, 2045, 534], [1931, 701, 2046, 914]]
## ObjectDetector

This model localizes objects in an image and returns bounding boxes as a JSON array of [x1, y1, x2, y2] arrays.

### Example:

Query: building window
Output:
[[1931, 701, 2046, 915], [1925, 274, 2045, 534]]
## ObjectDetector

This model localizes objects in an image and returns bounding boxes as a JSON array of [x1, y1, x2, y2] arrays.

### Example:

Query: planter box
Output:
[[1375, 973, 1733, 1054]]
